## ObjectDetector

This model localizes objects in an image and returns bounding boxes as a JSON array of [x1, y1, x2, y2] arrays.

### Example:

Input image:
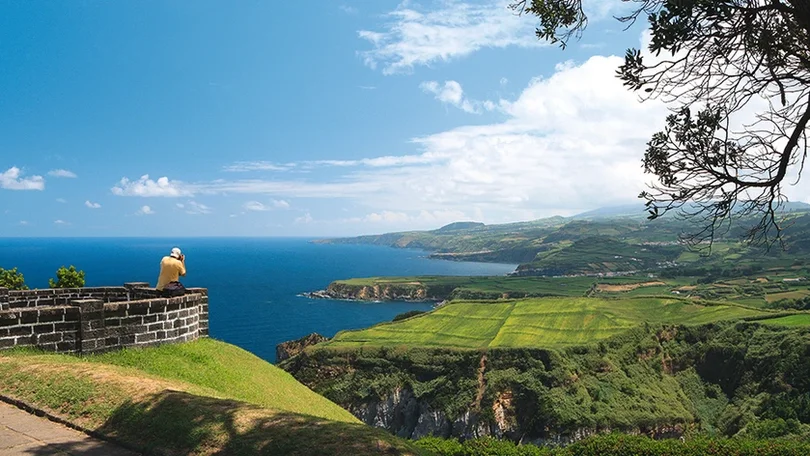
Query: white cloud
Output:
[[306, 155, 439, 168], [54, 219, 68, 225], [201, 54, 664, 221], [136, 205, 154, 216], [223, 161, 292, 172], [365, 211, 411, 223], [420, 80, 486, 113], [339, 4, 358, 14], [19, 221, 28, 226], [344, 209, 470, 228], [243, 200, 290, 212], [500, 77, 508, 86], [48, 169, 77, 178], [56, 198, 67, 203], [295, 212, 313, 224], [243, 201, 270, 212], [185, 201, 211, 215], [1, 167, 45, 191], [111, 175, 190, 197], [84, 200, 101, 209], [359, 0, 542, 74], [90, 51, 681, 228]]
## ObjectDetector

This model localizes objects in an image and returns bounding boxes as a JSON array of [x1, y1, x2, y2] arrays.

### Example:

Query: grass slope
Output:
[[326, 297, 775, 349], [0, 339, 422, 456]]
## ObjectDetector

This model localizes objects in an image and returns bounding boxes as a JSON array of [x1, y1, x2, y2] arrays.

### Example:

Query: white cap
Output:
[[170, 247, 182, 259]]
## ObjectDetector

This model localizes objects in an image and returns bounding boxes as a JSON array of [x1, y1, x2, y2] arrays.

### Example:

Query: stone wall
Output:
[[0, 283, 209, 354]]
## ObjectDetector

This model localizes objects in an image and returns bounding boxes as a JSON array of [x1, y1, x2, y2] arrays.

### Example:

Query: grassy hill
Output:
[[316, 210, 810, 276], [324, 297, 781, 350], [0, 339, 422, 456]]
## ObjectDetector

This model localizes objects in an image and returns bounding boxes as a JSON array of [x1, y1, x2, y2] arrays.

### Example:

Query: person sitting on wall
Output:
[[156, 247, 186, 296]]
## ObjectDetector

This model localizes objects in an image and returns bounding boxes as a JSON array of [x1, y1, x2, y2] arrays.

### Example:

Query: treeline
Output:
[[659, 264, 764, 280], [768, 296, 810, 311], [416, 434, 810, 456], [0, 265, 86, 290]]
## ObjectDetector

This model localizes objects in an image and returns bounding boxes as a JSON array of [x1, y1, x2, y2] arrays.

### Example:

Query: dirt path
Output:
[[0, 401, 138, 456]]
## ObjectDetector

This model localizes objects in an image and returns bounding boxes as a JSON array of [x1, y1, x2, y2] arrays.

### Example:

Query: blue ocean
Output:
[[0, 238, 516, 362]]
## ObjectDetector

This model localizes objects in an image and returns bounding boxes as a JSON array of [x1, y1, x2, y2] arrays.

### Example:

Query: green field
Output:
[[326, 297, 771, 349], [765, 289, 810, 303], [759, 314, 810, 326]]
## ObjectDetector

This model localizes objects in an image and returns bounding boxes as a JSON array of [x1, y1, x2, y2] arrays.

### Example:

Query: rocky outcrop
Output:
[[350, 388, 492, 440], [275, 333, 328, 362], [348, 386, 684, 444], [306, 282, 440, 302]]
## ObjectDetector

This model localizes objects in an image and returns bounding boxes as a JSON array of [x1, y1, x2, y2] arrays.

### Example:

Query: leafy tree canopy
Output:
[[0, 267, 28, 290], [49, 265, 86, 289], [513, 0, 810, 247]]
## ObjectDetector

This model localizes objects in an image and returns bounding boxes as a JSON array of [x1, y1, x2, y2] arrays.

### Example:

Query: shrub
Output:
[[0, 267, 28, 290], [393, 310, 426, 321], [49, 265, 85, 288], [415, 436, 463, 456]]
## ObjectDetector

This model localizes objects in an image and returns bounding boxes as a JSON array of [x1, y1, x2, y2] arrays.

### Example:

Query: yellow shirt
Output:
[[156, 256, 186, 290]]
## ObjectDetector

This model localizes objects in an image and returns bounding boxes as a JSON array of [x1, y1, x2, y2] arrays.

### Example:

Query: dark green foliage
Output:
[[767, 296, 810, 311], [744, 418, 807, 440], [49, 265, 86, 288], [417, 434, 810, 456], [285, 322, 810, 442], [416, 436, 551, 456], [393, 310, 427, 321], [0, 267, 28, 290]]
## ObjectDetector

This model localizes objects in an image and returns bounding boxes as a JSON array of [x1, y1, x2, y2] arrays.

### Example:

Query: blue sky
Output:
[[2, 1, 804, 236]]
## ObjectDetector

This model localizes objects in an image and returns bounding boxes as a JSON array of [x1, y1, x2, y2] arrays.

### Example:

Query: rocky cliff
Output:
[[315, 282, 438, 301], [276, 333, 329, 362], [280, 322, 810, 444]]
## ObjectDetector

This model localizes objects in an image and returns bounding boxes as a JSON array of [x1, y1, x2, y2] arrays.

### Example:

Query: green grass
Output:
[[759, 314, 810, 327], [88, 338, 353, 422], [326, 297, 768, 349], [0, 339, 422, 456], [765, 289, 810, 303]]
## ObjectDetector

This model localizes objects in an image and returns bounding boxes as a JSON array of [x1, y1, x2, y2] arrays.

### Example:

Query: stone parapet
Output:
[[0, 283, 209, 355], [0, 288, 8, 311]]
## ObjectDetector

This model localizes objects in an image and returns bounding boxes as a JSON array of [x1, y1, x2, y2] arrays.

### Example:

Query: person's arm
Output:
[[179, 255, 186, 276]]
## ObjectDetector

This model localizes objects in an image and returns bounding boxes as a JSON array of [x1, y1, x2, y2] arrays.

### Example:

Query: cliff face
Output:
[[276, 333, 329, 362], [279, 333, 694, 443], [280, 323, 810, 444], [324, 282, 434, 301]]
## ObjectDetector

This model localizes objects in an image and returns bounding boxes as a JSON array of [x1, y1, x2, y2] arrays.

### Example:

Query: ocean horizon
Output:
[[0, 237, 517, 362]]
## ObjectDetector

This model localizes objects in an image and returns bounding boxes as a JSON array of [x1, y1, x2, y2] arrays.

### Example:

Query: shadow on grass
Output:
[[91, 390, 420, 456]]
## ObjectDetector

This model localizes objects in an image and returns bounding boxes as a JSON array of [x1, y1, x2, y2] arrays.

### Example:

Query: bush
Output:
[[0, 267, 28, 290], [415, 436, 464, 456], [415, 436, 550, 456], [393, 310, 426, 321], [49, 265, 85, 288], [745, 418, 805, 439]]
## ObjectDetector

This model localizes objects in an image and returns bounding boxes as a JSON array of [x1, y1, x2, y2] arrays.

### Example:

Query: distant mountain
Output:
[[784, 201, 810, 211], [572, 204, 647, 220], [316, 207, 810, 276], [432, 222, 485, 233], [573, 201, 810, 220]]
